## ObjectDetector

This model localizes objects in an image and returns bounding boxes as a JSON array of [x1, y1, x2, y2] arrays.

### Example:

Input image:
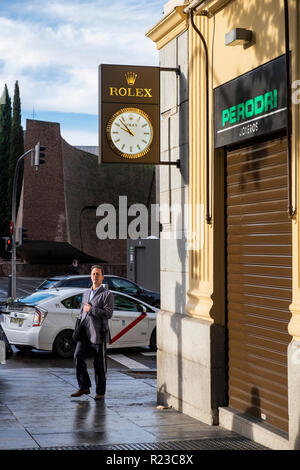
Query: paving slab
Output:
[[0, 429, 39, 449], [0, 367, 267, 450]]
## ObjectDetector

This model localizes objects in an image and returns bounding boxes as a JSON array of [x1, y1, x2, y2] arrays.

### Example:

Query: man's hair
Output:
[[91, 265, 105, 275]]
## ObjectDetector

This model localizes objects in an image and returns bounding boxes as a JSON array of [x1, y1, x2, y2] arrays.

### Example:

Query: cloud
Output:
[[0, 0, 161, 114], [61, 128, 98, 146]]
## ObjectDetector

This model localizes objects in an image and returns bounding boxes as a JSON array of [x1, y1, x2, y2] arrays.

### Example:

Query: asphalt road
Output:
[[0, 276, 43, 301], [3, 345, 157, 372]]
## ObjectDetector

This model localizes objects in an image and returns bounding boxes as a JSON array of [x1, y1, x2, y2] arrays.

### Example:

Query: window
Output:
[[113, 294, 140, 312], [38, 279, 60, 290], [61, 294, 83, 309], [110, 278, 139, 295], [62, 278, 91, 288]]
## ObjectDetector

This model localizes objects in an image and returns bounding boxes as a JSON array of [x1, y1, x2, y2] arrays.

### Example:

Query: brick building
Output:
[[15, 119, 156, 276]]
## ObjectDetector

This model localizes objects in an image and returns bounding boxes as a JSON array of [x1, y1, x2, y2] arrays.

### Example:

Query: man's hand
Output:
[[84, 303, 91, 313]]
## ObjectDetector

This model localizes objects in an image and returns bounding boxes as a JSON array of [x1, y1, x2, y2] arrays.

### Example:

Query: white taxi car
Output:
[[1, 288, 157, 358]]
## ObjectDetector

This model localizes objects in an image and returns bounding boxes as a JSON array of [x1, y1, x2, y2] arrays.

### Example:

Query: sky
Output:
[[0, 0, 163, 145]]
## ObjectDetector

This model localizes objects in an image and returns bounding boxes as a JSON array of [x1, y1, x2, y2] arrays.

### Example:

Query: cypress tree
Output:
[[0, 84, 12, 238], [8, 81, 24, 216]]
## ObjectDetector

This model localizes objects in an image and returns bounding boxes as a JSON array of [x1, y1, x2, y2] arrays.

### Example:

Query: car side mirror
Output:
[[138, 304, 147, 314]]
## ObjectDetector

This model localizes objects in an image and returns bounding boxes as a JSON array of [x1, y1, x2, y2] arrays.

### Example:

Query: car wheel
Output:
[[149, 328, 157, 352], [53, 330, 75, 358]]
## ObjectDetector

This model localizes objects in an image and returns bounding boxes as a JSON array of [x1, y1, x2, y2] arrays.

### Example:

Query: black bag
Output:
[[72, 318, 83, 342]]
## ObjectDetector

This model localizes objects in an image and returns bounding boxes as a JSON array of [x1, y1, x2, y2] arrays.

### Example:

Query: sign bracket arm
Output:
[[160, 67, 181, 76], [158, 160, 181, 168]]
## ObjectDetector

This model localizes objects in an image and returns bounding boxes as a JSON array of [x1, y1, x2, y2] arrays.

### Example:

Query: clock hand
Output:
[[119, 120, 135, 136], [119, 125, 132, 135]]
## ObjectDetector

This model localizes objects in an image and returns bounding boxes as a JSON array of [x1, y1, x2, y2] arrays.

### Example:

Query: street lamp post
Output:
[[10, 142, 46, 298], [10, 148, 34, 299]]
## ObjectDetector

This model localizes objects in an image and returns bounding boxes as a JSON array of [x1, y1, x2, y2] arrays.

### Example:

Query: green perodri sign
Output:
[[222, 89, 278, 127], [214, 55, 287, 148]]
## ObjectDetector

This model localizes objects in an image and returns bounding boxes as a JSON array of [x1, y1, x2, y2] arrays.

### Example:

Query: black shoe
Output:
[[94, 394, 105, 400], [70, 388, 90, 397]]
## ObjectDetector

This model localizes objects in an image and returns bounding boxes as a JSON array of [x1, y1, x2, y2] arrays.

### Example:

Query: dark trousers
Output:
[[74, 328, 107, 395]]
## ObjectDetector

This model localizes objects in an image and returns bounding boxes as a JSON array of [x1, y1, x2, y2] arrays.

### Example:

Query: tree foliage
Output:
[[0, 84, 12, 238], [0, 81, 24, 258], [8, 81, 24, 216]]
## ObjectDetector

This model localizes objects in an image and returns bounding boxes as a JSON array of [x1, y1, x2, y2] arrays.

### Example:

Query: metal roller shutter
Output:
[[226, 136, 292, 433]]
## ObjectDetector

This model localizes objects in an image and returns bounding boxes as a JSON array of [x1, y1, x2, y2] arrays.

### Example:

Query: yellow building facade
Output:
[[147, 0, 300, 450]]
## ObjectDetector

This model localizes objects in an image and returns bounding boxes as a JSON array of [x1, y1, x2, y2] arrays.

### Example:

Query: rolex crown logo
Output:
[[125, 72, 137, 86]]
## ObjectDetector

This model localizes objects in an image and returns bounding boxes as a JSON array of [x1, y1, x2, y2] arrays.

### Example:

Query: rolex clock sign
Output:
[[99, 64, 160, 164]]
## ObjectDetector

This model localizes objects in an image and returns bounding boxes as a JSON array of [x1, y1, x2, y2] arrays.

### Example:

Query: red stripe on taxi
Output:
[[109, 313, 147, 345]]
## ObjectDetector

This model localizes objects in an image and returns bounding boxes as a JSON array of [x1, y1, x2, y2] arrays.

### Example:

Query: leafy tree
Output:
[[0, 84, 12, 238], [8, 81, 24, 216]]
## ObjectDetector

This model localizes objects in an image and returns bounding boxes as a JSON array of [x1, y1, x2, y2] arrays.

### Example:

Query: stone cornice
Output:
[[185, 0, 233, 16], [146, 6, 188, 50]]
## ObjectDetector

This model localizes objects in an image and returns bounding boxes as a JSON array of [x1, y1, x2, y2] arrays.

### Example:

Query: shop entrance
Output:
[[225, 135, 292, 433]]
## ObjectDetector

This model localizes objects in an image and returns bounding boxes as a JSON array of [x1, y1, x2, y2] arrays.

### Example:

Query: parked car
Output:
[[36, 275, 160, 308], [1, 288, 157, 358]]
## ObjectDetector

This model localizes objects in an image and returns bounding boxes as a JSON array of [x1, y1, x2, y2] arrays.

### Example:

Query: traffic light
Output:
[[17, 227, 28, 247], [34, 142, 46, 169], [2, 237, 12, 252], [7, 237, 12, 252]]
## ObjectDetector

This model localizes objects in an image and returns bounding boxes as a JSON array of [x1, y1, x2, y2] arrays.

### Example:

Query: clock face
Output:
[[106, 108, 153, 159]]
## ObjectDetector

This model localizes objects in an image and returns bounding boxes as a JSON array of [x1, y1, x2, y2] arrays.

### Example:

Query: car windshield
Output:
[[15, 292, 57, 305], [55, 278, 92, 288], [37, 279, 60, 290]]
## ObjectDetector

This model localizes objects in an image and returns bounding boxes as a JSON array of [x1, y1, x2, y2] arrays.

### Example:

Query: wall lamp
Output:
[[225, 28, 253, 46]]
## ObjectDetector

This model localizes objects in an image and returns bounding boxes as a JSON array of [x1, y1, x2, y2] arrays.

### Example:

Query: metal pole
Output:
[[283, 0, 296, 218], [11, 148, 33, 298], [7, 275, 12, 298]]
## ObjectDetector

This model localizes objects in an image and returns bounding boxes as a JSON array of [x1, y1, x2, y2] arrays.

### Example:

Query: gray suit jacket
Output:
[[79, 285, 114, 344]]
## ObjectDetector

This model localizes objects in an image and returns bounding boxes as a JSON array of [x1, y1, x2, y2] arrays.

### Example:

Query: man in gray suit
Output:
[[71, 265, 114, 400]]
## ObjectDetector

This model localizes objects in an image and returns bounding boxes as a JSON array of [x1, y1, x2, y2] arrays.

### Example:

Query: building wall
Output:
[[159, 30, 189, 314], [62, 138, 156, 263], [127, 239, 160, 292], [155, 29, 217, 423], [61, 136, 128, 264], [188, 0, 300, 449], [23, 120, 68, 244], [148, 0, 300, 449], [18, 119, 156, 272], [212, 0, 286, 87], [149, 2, 226, 427]]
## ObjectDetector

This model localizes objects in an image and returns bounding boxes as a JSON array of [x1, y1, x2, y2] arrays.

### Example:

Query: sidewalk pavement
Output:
[[0, 366, 267, 451]]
